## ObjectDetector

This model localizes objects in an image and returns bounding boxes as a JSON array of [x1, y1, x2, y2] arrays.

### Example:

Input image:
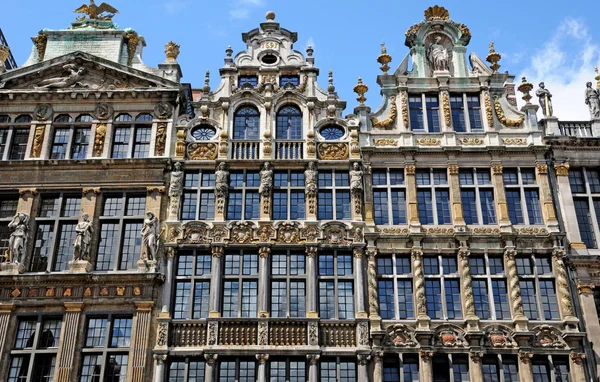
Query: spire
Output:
[[328, 70, 335, 93]]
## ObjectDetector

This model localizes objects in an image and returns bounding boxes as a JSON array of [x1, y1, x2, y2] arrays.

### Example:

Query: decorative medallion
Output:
[[459, 137, 483, 145], [34, 103, 53, 121], [276, 222, 303, 244], [502, 138, 527, 145], [434, 325, 467, 347], [417, 138, 441, 146], [533, 325, 567, 348], [322, 223, 349, 244], [229, 221, 256, 244], [484, 325, 518, 348], [94, 103, 114, 120], [154, 103, 173, 119]]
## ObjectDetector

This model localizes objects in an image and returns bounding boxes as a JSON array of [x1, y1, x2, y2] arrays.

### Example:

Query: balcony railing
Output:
[[269, 321, 307, 346], [231, 140, 260, 160], [559, 122, 592, 137], [275, 140, 304, 160], [171, 322, 207, 347], [320, 322, 356, 347]]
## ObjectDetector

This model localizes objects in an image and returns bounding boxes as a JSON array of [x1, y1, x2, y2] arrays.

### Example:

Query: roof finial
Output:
[[595, 67, 600, 89], [377, 43, 392, 74], [328, 70, 335, 93], [164, 41, 180, 62], [266, 11, 276, 21], [353, 77, 369, 106], [224, 45, 233, 66], [203, 70, 211, 93], [486, 42, 502, 74], [517, 76, 533, 104]]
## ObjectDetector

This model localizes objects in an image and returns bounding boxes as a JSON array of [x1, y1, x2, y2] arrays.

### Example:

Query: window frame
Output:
[[448, 93, 483, 132], [408, 94, 442, 133], [377, 253, 414, 320], [218, 357, 257, 382], [416, 169, 452, 225], [227, 169, 260, 220], [168, 357, 206, 382], [268, 357, 307, 382], [503, 168, 543, 225], [270, 250, 307, 318], [469, 254, 510, 320], [372, 168, 407, 225], [319, 357, 357, 382], [570, 167, 600, 248], [233, 106, 260, 140], [172, 251, 212, 320], [317, 169, 351, 220], [459, 169, 497, 225], [111, 113, 153, 159], [382, 353, 420, 382], [317, 250, 355, 319], [222, 249, 259, 318], [423, 254, 462, 320], [181, 169, 216, 221], [517, 254, 560, 321], [0, 195, 18, 262], [0, 114, 33, 161], [273, 170, 306, 220], [50, 114, 93, 160]]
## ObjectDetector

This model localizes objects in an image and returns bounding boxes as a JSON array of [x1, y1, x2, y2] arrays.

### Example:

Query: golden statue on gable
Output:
[[74, 0, 119, 21]]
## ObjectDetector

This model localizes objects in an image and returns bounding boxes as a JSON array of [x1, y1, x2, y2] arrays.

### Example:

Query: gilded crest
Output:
[[533, 325, 567, 348], [484, 325, 517, 348], [434, 324, 467, 347]]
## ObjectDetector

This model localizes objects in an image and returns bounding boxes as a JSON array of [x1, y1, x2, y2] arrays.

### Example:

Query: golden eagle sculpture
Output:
[[74, 0, 119, 21]]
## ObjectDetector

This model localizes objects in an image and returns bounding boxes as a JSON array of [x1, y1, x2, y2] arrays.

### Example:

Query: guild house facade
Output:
[[0, 2, 599, 382]]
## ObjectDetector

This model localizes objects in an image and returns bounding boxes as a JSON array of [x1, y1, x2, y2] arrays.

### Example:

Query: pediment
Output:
[[0, 51, 178, 91]]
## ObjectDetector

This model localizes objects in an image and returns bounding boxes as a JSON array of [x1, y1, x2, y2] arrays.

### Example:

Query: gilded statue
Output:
[[585, 82, 600, 119], [74, 0, 119, 21], [6, 213, 29, 265], [141, 212, 160, 261], [73, 214, 93, 261]]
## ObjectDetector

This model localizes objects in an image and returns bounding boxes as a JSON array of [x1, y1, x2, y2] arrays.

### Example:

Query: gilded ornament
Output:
[[470, 227, 501, 235], [182, 221, 210, 244], [124, 31, 139, 67], [165, 41, 180, 61], [405, 22, 424, 37], [435, 325, 467, 347], [175, 126, 186, 158], [424, 5, 450, 21], [486, 42, 502, 73], [155, 123, 167, 156], [31, 125, 45, 158], [94, 123, 107, 156], [493, 96, 524, 127], [318, 143, 349, 160], [276, 222, 303, 244], [459, 137, 483, 145], [417, 138, 441, 146], [374, 139, 398, 146], [322, 223, 349, 245], [34, 32, 47, 63], [518, 227, 548, 235], [517, 76, 533, 104], [492, 165, 503, 175], [451, 21, 471, 37], [371, 96, 397, 128], [502, 138, 527, 145], [19, 188, 38, 197], [353, 77, 368, 106], [442, 92, 451, 126], [188, 143, 218, 160], [577, 283, 595, 295], [377, 43, 392, 74], [74, 1, 119, 21], [401, 92, 409, 128], [423, 227, 454, 235], [536, 164, 548, 174], [376, 227, 409, 235], [448, 165, 459, 175], [405, 166, 416, 175], [483, 92, 494, 127], [554, 162, 570, 176], [11, 289, 21, 298], [570, 352, 586, 365]]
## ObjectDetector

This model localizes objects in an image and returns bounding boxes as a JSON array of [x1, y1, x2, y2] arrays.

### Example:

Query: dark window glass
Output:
[[233, 107, 260, 139], [409, 96, 424, 130]]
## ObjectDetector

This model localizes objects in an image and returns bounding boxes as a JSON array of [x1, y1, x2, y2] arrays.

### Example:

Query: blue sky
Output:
[[2, 0, 600, 119]]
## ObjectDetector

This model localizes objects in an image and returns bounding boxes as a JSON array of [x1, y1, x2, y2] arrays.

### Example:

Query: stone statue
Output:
[[427, 36, 449, 72], [141, 212, 160, 261], [259, 162, 273, 196], [585, 82, 600, 119], [350, 162, 364, 194], [215, 162, 229, 198], [169, 162, 184, 197], [7, 213, 29, 264], [73, 214, 93, 261], [305, 162, 317, 195], [536, 82, 553, 117], [35, 64, 86, 89]]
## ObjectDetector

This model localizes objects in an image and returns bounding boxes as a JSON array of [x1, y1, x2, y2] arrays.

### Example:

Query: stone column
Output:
[[354, 248, 366, 317], [162, 249, 175, 311], [128, 302, 155, 382], [504, 246, 527, 331], [153, 354, 167, 382], [554, 163, 585, 249], [357, 354, 370, 382], [405, 166, 420, 231], [458, 246, 479, 331], [366, 247, 381, 330], [55, 302, 84, 382], [258, 246, 271, 317], [468, 351, 483, 382], [517, 351, 534, 381], [491, 164, 511, 229], [535, 164, 559, 230], [552, 248, 577, 324], [307, 354, 320, 382], [204, 354, 218, 382], [209, 246, 224, 317], [372, 350, 384, 382], [412, 247, 430, 329], [256, 354, 269, 382], [569, 352, 587, 382], [306, 246, 318, 317], [419, 348, 434, 382], [0, 304, 15, 369], [448, 165, 466, 226], [577, 283, 600, 377]]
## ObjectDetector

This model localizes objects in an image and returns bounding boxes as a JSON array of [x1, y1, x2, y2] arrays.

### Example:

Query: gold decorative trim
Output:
[[422, 227, 455, 235], [317, 143, 349, 160], [493, 96, 524, 127], [518, 227, 548, 235], [555, 163, 570, 176], [483, 92, 494, 127], [31, 125, 45, 158], [417, 138, 440, 146], [401, 92, 409, 129], [448, 165, 459, 175], [19, 188, 39, 197], [577, 283, 595, 295], [376, 227, 409, 235], [442, 92, 451, 126], [83, 187, 101, 197], [93, 123, 107, 157], [135, 301, 155, 311], [502, 138, 527, 145], [188, 143, 218, 160], [424, 5, 450, 21], [164, 41, 180, 61], [536, 165, 548, 175], [405, 166, 416, 175], [492, 165, 503, 175], [570, 241, 586, 249], [155, 122, 167, 156], [371, 96, 397, 128], [374, 139, 398, 147], [125, 32, 139, 67], [459, 138, 483, 145], [34, 32, 47, 63], [146, 186, 166, 194]]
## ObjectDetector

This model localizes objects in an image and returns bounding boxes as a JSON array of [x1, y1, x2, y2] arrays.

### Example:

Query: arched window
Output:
[[1, 115, 33, 160], [112, 113, 152, 159], [276, 106, 302, 140], [233, 107, 259, 140], [50, 114, 93, 160]]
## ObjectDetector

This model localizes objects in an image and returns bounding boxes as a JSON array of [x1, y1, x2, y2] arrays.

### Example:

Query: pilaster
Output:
[[307, 354, 320, 382], [372, 350, 384, 382], [552, 248, 577, 324], [419, 348, 434, 382], [366, 247, 381, 329], [577, 283, 600, 377], [17, 188, 38, 216], [153, 354, 167, 382], [569, 352, 587, 382], [306, 246, 318, 317], [128, 301, 155, 382], [448, 164, 466, 226], [146, 186, 166, 219], [405, 165, 420, 230], [0, 304, 15, 371], [55, 302, 84, 382], [256, 353, 269, 382], [258, 246, 271, 316], [555, 163, 586, 250], [517, 351, 534, 381], [491, 164, 511, 230], [357, 354, 370, 382], [353, 247, 366, 317], [458, 246, 479, 331], [535, 163, 559, 231], [412, 247, 430, 329], [468, 351, 484, 382]]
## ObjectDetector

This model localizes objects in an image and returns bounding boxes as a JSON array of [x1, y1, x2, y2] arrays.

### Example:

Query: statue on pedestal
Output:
[[215, 162, 229, 198], [350, 162, 364, 194], [73, 214, 93, 261], [427, 36, 449, 72], [7, 213, 29, 264], [305, 162, 317, 195], [536, 82, 553, 117], [259, 162, 273, 197], [585, 82, 600, 119], [141, 212, 160, 261]]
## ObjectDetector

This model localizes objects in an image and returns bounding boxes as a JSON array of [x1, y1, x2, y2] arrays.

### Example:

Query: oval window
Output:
[[319, 125, 345, 140], [261, 54, 278, 65], [191, 125, 217, 140]]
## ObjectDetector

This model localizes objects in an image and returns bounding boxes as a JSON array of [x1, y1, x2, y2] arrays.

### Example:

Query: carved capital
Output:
[[518, 351, 533, 364], [82, 187, 101, 197], [307, 354, 320, 365], [536, 164, 548, 174], [448, 165, 459, 175], [259, 246, 271, 258], [357, 354, 371, 365], [555, 163, 570, 176], [492, 165, 503, 175], [366, 248, 377, 258], [18, 188, 39, 197], [211, 246, 224, 258], [64, 302, 84, 312], [147, 186, 166, 195], [204, 353, 218, 365], [153, 354, 168, 364], [353, 247, 364, 258], [570, 352, 586, 365], [135, 301, 155, 312], [405, 165, 416, 175], [255, 354, 270, 364], [577, 283, 595, 295], [419, 348, 435, 361], [306, 246, 318, 258], [469, 351, 484, 363]]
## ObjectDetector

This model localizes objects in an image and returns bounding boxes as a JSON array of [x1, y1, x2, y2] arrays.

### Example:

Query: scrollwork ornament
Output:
[[419, 349, 435, 362], [493, 95, 524, 127], [306, 246, 318, 258], [259, 246, 271, 258], [156, 322, 168, 347]]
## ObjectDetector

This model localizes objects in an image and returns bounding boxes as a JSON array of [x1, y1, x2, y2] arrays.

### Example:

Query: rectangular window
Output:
[[111, 127, 130, 159], [469, 256, 510, 319], [450, 94, 466, 132], [452, 356, 469, 382], [424, 255, 461, 319], [426, 95, 441, 132], [373, 169, 406, 225], [222, 250, 258, 317], [173, 251, 211, 319], [382, 355, 419, 382], [280, 76, 300, 87], [168, 359, 206, 382], [467, 95, 483, 130], [181, 170, 215, 220], [50, 128, 70, 159], [518, 254, 559, 321], [238, 76, 258, 87], [9, 129, 30, 160], [97, 193, 145, 271], [71, 128, 90, 159], [408, 96, 424, 131], [219, 358, 256, 382], [569, 168, 600, 248], [132, 126, 151, 158], [504, 168, 542, 225], [227, 170, 260, 220], [377, 254, 414, 319], [273, 170, 305, 220], [80, 315, 132, 382], [269, 358, 306, 382], [271, 251, 306, 318], [460, 169, 496, 225], [320, 359, 356, 382], [416, 169, 451, 224], [31, 194, 81, 272], [318, 170, 351, 220], [318, 251, 354, 319], [9, 316, 62, 382]]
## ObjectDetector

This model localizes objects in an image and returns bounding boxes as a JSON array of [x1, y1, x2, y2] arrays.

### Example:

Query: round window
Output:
[[319, 125, 345, 140], [191, 125, 217, 140], [261, 54, 278, 65]]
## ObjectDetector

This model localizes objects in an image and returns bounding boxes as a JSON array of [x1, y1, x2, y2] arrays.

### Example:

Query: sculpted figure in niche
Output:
[[259, 162, 273, 196], [536, 82, 553, 117], [215, 162, 229, 198], [7, 213, 29, 264], [305, 162, 317, 195], [169, 162, 184, 197], [427, 36, 450, 72], [585, 82, 600, 119], [35, 64, 86, 89], [73, 214, 93, 261], [141, 212, 160, 261], [350, 162, 364, 194]]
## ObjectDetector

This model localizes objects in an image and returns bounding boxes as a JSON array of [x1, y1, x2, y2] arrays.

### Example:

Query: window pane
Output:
[[409, 96, 424, 130], [111, 318, 132, 347], [86, 318, 107, 347], [425, 279, 442, 319], [426, 95, 440, 132]]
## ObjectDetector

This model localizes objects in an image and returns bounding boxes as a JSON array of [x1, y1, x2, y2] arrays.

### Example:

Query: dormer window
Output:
[[239, 76, 258, 88], [280, 76, 300, 87]]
